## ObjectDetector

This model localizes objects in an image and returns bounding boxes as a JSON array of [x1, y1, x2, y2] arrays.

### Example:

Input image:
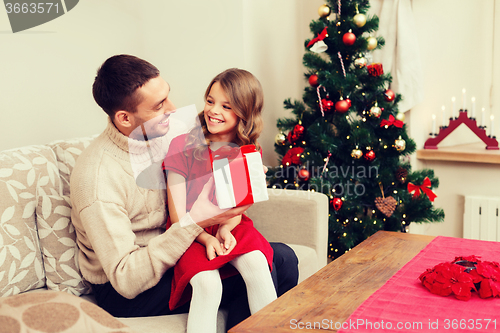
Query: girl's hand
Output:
[[205, 235, 225, 260], [216, 226, 237, 256]]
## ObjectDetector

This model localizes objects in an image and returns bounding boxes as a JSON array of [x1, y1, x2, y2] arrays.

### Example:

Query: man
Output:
[[70, 54, 298, 328]]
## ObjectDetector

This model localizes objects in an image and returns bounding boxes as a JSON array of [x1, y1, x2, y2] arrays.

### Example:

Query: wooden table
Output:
[[229, 231, 435, 333]]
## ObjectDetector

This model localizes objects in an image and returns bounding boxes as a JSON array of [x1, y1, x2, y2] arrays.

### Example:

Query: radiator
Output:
[[463, 196, 500, 241]]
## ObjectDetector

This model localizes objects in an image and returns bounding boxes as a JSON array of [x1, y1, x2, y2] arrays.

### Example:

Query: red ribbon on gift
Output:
[[407, 177, 437, 202], [380, 115, 404, 128], [307, 27, 328, 47], [210, 145, 240, 162], [367, 63, 384, 76]]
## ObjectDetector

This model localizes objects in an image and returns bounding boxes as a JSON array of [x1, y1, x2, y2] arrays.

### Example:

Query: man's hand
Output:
[[215, 226, 237, 256], [205, 235, 225, 260], [190, 177, 252, 229]]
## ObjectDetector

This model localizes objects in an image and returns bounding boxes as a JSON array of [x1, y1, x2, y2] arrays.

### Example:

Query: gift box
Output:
[[210, 145, 269, 209]]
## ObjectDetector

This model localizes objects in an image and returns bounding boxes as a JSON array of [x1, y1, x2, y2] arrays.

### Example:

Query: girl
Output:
[[162, 68, 277, 333]]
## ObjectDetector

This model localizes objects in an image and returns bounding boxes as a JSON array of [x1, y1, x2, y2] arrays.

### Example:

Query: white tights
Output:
[[186, 250, 277, 333]]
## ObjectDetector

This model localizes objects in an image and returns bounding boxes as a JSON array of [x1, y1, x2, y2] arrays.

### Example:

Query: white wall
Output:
[[1, 0, 499, 238], [408, 0, 500, 238], [0, 0, 323, 168]]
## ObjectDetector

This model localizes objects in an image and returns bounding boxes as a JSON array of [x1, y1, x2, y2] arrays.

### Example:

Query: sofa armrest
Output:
[[245, 188, 329, 269]]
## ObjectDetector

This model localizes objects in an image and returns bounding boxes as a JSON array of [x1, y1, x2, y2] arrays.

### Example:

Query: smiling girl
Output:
[[162, 68, 276, 333]]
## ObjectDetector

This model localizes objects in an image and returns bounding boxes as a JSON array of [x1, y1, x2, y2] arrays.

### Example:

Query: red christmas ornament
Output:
[[335, 99, 350, 113], [298, 168, 310, 181], [364, 150, 376, 161], [367, 63, 384, 76], [384, 89, 395, 102], [345, 98, 352, 107], [321, 99, 334, 112], [330, 197, 343, 211], [287, 124, 305, 144], [342, 31, 356, 46], [293, 124, 305, 137], [308, 74, 319, 87], [281, 147, 304, 166]]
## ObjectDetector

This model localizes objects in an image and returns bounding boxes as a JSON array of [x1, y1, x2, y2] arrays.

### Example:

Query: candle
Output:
[[432, 114, 436, 135], [471, 97, 476, 118], [462, 88, 466, 110], [451, 97, 456, 118], [491, 115, 495, 137], [441, 105, 446, 127], [481, 108, 485, 127]]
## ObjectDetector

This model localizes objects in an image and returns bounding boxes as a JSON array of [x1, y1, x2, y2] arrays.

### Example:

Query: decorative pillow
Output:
[[0, 145, 61, 297], [36, 194, 91, 296], [0, 290, 133, 333], [47, 136, 97, 196]]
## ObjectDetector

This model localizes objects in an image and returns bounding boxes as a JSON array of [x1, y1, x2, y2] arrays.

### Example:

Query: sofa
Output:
[[0, 135, 329, 333]]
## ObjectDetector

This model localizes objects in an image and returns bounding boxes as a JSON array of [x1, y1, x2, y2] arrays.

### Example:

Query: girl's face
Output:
[[203, 81, 239, 142]]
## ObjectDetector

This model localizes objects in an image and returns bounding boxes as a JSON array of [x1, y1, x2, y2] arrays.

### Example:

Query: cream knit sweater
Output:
[[70, 119, 203, 299]]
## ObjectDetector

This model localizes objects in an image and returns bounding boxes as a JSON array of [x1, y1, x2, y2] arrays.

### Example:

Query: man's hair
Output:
[[92, 54, 160, 117]]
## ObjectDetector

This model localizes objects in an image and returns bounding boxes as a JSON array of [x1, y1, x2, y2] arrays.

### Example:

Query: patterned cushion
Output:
[[36, 195, 91, 296], [0, 145, 61, 297], [0, 290, 133, 332], [47, 136, 97, 196]]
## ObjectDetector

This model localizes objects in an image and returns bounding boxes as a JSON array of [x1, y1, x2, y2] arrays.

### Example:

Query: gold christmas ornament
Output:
[[396, 112, 406, 122], [353, 13, 367, 27], [354, 56, 367, 68], [275, 132, 286, 145], [367, 37, 378, 50], [369, 105, 382, 118], [394, 136, 406, 152], [318, 4, 331, 18], [351, 148, 363, 159]]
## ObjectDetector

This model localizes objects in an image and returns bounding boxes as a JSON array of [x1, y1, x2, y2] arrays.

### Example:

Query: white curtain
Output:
[[369, 0, 424, 113]]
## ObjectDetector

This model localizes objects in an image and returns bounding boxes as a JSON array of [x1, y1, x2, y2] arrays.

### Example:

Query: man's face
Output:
[[128, 76, 176, 140]]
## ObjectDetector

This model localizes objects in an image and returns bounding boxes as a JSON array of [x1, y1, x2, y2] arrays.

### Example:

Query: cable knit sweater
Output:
[[70, 119, 203, 299]]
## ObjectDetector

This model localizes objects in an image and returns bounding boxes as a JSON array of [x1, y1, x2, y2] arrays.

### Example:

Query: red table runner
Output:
[[338, 236, 500, 332]]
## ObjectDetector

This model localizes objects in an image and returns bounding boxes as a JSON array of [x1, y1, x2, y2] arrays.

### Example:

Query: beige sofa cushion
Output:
[[0, 145, 61, 297], [36, 194, 91, 296], [0, 290, 133, 332], [47, 136, 96, 196]]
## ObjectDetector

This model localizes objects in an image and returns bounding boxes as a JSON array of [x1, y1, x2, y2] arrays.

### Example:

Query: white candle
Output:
[[462, 88, 466, 110], [471, 97, 476, 118], [441, 106, 446, 127], [481, 108, 485, 127], [452, 97, 456, 118], [491, 115, 495, 137], [432, 114, 436, 135]]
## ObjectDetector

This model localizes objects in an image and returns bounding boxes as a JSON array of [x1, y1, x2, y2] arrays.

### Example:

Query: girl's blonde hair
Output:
[[187, 68, 264, 158]]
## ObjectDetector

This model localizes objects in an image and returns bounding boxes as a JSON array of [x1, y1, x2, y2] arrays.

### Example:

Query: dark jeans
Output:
[[91, 242, 298, 329]]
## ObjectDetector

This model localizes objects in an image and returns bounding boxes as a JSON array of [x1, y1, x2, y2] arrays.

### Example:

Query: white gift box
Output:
[[210, 145, 269, 209]]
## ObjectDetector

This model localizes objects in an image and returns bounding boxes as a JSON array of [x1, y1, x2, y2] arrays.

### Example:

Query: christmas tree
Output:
[[267, 0, 444, 259]]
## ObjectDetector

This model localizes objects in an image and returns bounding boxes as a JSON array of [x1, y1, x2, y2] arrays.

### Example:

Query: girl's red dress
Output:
[[162, 134, 273, 310]]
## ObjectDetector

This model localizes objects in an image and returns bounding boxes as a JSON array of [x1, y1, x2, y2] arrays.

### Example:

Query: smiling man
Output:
[[69, 54, 298, 328]]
